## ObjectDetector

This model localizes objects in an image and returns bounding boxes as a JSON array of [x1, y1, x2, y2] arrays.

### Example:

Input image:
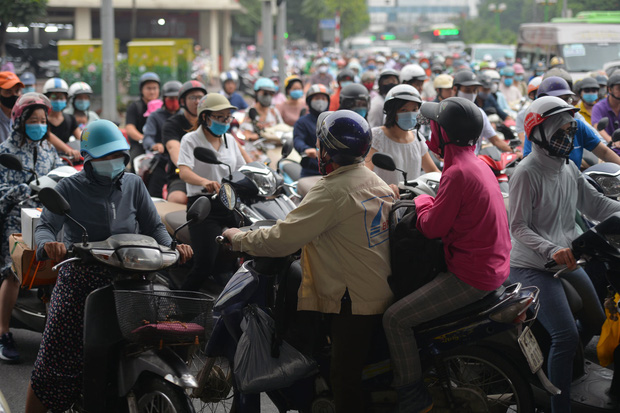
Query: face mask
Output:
[[23, 86, 35, 94], [478, 91, 489, 100], [51, 100, 67, 112], [491, 84, 499, 93], [367, 64, 376, 71], [504, 78, 514, 87], [25, 124, 47, 141], [457, 90, 476, 102], [352, 107, 367, 118], [208, 119, 230, 136], [377, 64, 385, 71], [0, 94, 18, 109], [515, 75, 524, 82], [379, 83, 396, 96], [535, 71, 545, 77], [164, 98, 180, 112], [310, 99, 328, 113], [582, 93, 598, 105], [396, 112, 418, 131], [290, 90, 304, 100], [257, 94, 272, 107], [421, 62, 429, 69], [74, 100, 90, 111], [91, 157, 126, 179], [548, 127, 575, 158], [340, 81, 353, 89], [318, 66, 328, 73]]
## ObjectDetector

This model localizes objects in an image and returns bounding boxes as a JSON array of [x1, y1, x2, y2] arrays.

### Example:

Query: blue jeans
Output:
[[509, 267, 604, 413]]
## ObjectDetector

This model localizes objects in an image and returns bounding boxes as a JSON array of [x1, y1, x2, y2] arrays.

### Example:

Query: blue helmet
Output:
[[139, 72, 161, 90], [253, 77, 277, 94], [20, 71, 36, 86], [317, 110, 371, 171], [81, 119, 130, 160]]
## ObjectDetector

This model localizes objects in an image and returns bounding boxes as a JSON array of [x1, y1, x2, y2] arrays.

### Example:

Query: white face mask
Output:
[[457, 90, 477, 102], [491, 83, 499, 93], [311, 99, 328, 113]]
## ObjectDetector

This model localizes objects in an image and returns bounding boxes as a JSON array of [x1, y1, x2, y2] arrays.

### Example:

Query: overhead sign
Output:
[[320, 19, 336, 30]]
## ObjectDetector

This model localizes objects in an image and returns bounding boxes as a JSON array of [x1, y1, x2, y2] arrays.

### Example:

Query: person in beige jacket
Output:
[[223, 110, 394, 413]]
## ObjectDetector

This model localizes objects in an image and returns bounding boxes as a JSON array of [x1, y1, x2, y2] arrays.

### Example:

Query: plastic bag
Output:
[[233, 304, 317, 393], [597, 293, 620, 367]]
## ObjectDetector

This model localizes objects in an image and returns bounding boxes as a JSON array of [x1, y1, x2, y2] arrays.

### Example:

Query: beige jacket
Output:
[[232, 163, 394, 315]]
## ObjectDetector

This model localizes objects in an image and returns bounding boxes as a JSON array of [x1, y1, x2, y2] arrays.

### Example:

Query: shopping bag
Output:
[[597, 293, 620, 367], [233, 304, 317, 393]]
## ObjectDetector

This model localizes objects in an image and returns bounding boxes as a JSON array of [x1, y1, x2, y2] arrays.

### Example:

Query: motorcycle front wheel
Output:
[[135, 375, 194, 413], [186, 346, 236, 413], [423, 346, 534, 413]]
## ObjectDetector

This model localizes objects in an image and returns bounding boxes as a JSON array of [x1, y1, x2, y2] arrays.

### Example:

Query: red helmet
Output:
[[11, 92, 51, 127], [524, 96, 579, 138]]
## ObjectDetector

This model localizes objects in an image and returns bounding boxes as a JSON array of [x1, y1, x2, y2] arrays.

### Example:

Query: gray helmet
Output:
[[162, 80, 183, 97]]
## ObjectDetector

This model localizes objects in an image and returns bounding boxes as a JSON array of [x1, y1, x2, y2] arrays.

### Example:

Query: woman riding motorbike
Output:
[[25, 119, 192, 413], [177, 93, 245, 290], [382, 97, 511, 413], [0, 93, 63, 363], [508, 96, 620, 413]]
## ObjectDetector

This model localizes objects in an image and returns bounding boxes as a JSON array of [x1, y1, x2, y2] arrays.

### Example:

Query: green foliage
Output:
[[326, 0, 369, 39], [233, 0, 262, 38]]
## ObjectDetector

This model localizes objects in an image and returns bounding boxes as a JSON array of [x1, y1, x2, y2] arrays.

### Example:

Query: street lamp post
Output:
[[488, 3, 507, 32], [536, 0, 558, 22]]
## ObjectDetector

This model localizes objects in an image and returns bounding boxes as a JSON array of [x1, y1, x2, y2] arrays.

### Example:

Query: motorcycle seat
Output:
[[415, 286, 506, 331]]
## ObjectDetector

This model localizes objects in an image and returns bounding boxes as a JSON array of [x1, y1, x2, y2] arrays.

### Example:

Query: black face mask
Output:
[[0, 94, 18, 109], [379, 83, 396, 96]]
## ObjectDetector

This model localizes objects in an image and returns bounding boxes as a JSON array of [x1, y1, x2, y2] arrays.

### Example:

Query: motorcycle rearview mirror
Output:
[[612, 129, 620, 143], [38, 187, 89, 246], [218, 182, 237, 211], [372, 152, 409, 184], [0, 153, 24, 171], [170, 196, 212, 250], [194, 147, 232, 179], [597, 117, 609, 132], [281, 137, 294, 159]]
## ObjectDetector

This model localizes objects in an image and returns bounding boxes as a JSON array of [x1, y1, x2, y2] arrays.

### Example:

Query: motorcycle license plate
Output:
[[518, 326, 544, 373]]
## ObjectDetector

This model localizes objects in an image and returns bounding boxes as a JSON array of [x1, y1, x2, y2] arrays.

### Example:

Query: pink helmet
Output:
[[11, 92, 51, 127], [513, 63, 525, 74]]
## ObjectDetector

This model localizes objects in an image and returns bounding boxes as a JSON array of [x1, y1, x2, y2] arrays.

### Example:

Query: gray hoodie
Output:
[[509, 142, 620, 269], [35, 157, 171, 261]]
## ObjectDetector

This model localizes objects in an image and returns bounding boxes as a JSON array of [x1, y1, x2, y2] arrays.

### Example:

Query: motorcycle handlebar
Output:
[[544, 260, 557, 269], [215, 235, 230, 246]]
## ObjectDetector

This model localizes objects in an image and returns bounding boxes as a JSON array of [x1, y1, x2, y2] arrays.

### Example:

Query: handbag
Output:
[[233, 304, 317, 393], [597, 293, 620, 367]]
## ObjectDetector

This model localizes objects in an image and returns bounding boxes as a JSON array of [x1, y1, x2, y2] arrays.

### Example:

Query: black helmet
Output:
[[336, 69, 356, 84], [420, 97, 483, 146], [178, 80, 207, 101], [452, 70, 481, 88], [162, 80, 183, 97], [339, 83, 370, 110], [576, 77, 599, 92], [608, 72, 620, 88]]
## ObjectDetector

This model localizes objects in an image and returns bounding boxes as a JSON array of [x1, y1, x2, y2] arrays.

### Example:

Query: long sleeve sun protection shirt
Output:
[[509, 143, 620, 270], [415, 144, 511, 291], [232, 163, 394, 315], [35, 164, 171, 261]]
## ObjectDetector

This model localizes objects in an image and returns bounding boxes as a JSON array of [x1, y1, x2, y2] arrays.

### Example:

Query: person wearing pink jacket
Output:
[[382, 97, 511, 413]]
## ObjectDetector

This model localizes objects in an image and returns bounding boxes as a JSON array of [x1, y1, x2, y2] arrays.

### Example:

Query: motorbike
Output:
[[275, 137, 303, 201], [584, 162, 620, 202], [371, 152, 442, 198], [477, 145, 520, 193], [527, 213, 620, 412], [0, 153, 78, 333], [193, 146, 297, 223], [37, 187, 215, 413], [190, 184, 550, 412]]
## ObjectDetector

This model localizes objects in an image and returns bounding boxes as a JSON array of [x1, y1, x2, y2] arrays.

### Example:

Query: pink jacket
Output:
[[415, 144, 510, 291]]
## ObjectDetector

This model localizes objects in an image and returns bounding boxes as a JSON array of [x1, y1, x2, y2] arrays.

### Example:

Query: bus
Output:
[[418, 23, 461, 44], [517, 21, 620, 79]]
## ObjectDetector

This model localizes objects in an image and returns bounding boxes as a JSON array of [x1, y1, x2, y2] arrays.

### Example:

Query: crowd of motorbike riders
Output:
[[0, 46, 620, 413]]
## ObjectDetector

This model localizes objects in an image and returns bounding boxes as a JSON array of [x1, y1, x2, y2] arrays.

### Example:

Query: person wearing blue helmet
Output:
[[25, 119, 193, 413], [125, 72, 161, 171], [20, 72, 36, 94], [240, 77, 283, 148], [223, 110, 394, 413]]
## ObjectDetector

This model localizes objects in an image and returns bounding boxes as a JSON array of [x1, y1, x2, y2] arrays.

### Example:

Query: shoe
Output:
[[395, 381, 433, 413], [0, 332, 20, 363]]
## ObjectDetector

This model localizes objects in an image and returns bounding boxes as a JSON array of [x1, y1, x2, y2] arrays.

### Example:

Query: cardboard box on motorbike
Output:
[[9, 234, 57, 288]]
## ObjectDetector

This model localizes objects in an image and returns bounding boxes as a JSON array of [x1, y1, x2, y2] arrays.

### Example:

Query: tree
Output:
[[326, 0, 369, 39], [0, 0, 47, 58]]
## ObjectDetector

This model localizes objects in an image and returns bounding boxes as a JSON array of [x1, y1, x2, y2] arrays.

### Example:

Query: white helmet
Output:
[[384, 84, 422, 109], [68, 81, 93, 99], [42, 78, 69, 95], [219, 71, 239, 87], [400, 64, 427, 83], [482, 54, 493, 62], [486, 70, 501, 82]]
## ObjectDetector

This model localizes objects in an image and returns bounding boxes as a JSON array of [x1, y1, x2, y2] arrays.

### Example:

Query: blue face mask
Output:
[[74, 99, 90, 111], [208, 119, 230, 136], [51, 100, 67, 112], [23, 86, 35, 94], [91, 157, 126, 179], [582, 93, 598, 105], [290, 90, 304, 100], [396, 111, 418, 131], [352, 107, 367, 118], [515, 75, 524, 82], [503, 78, 514, 87], [25, 124, 47, 141], [340, 81, 353, 89]]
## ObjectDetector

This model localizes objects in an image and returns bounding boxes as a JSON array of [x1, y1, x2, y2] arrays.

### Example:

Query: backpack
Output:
[[388, 199, 447, 300]]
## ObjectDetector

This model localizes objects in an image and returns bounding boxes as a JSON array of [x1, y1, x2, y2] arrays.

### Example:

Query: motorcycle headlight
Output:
[[246, 170, 277, 196], [426, 180, 440, 193], [593, 175, 620, 198], [92, 249, 121, 267], [93, 248, 165, 271]]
